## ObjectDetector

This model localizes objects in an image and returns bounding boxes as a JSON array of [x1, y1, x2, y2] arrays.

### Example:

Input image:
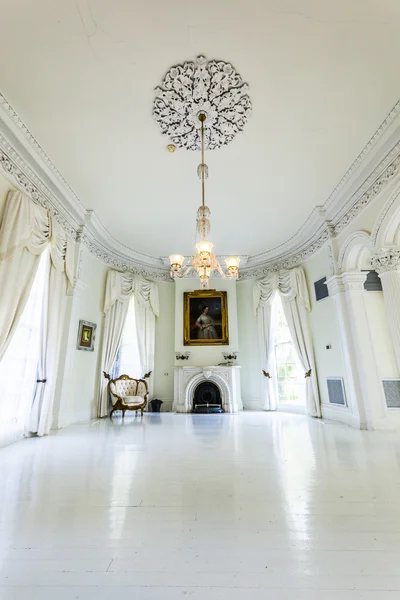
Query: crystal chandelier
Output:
[[169, 113, 240, 288]]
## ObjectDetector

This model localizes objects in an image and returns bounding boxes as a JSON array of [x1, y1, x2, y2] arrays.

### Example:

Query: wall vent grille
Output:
[[383, 379, 400, 408], [327, 378, 346, 406], [314, 277, 329, 301]]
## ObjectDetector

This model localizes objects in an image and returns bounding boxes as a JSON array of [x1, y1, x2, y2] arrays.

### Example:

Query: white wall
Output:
[[174, 278, 239, 367], [302, 247, 347, 408], [54, 248, 107, 428], [302, 180, 400, 428], [154, 282, 175, 411], [237, 279, 262, 410], [364, 292, 399, 381]]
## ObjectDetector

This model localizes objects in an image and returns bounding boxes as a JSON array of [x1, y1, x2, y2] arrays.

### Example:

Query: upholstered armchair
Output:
[[108, 374, 149, 418]]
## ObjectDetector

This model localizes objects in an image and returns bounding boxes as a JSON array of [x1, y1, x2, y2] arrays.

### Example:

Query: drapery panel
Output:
[[253, 267, 321, 417], [30, 260, 68, 436], [98, 300, 130, 417], [98, 270, 159, 417], [0, 190, 75, 435]]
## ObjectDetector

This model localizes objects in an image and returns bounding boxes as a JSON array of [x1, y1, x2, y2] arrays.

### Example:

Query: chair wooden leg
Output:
[[110, 409, 115, 419], [141, 408, 144, 417], [122, 409, 125, 419]]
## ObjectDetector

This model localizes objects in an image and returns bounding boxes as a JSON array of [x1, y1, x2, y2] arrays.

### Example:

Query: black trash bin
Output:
[[150, 399, 163, 413]]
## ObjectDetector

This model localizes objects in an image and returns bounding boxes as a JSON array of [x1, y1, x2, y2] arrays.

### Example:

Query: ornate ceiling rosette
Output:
[[153, 55, 252, 150]]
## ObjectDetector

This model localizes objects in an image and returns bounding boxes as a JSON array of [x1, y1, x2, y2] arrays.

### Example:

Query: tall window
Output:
[[0, 249, 49, 447], [273, 294, 306, 407], [112, 297, 142, 379]]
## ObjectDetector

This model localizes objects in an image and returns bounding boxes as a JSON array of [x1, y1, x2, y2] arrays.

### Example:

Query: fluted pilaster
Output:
[[371, 249, 400, 372]]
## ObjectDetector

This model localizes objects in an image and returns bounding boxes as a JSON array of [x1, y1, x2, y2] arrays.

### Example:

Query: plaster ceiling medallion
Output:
[[153, 55, 252, 150]]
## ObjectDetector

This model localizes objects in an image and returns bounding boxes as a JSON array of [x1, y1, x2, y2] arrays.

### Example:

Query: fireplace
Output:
[[192, 381, 224, 413], [173, 366, 243, 413]]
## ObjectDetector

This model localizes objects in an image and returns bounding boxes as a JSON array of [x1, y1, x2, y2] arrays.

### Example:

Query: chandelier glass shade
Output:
[[169, 113, 240, 288]]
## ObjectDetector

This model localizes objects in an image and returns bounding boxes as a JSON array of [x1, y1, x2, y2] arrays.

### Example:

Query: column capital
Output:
[[370, 248, 400, 274], [326, 272, 367, 296]]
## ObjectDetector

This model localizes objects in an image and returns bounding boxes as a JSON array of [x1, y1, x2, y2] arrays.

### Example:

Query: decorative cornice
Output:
[[326, 272, 367, 296], [241, 140, 400, 279], [1, 91, 400, 280], [333, 150, 400, 235], [0, 139, 80, 240], [370, 248, 400, 274], [325, 275, 345, 296], [340, 272, 368, 292], [0, 97, 170, 281]]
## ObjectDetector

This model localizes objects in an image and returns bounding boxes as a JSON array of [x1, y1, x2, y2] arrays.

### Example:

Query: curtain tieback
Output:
[[305, 369, 312, 378], [36, 379, 47, 383], [143, 370, 152, 379], [103, 371, 111, 380], [262, 370, 271, 378]]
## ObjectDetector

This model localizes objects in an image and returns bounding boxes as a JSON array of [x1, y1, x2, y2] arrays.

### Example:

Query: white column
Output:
[[371, 248, 400, 373], [52, 237, 87, 428], [326, 273, 388, 430]]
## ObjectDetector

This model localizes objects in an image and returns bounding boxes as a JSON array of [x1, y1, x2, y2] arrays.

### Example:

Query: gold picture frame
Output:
[[184, 290, 229, 346], [76, 320, 97, 352]]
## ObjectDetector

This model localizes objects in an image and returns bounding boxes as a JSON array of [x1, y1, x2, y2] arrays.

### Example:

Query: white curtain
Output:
[[0, 191, 75, 436], [29, 217, 73, 435], [98, 299, 130, 417], [257, 302, 276, 410], [98, 271, 159, 417], [254, 267, 321, 417], [0, 250, 47, 447], [0, 192, 49, 360]]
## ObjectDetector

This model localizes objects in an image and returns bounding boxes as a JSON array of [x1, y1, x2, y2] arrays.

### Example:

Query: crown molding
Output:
[[1, 92, 400, 281], [0, 94, 170, 281], [239, 100, 400, 279]]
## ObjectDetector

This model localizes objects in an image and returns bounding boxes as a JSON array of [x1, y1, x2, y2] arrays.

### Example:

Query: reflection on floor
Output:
[[1, 412, 400, 599]]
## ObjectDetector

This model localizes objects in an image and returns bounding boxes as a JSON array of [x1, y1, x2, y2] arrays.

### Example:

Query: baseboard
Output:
[[242, 399, 263, 411], [321, 403, 361, 428], [155, 399, 173, 412], [277, 404, 306, 415]]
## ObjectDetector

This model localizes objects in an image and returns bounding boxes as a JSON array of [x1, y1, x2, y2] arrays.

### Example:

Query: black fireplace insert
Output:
[[192, 381, 224, 413]]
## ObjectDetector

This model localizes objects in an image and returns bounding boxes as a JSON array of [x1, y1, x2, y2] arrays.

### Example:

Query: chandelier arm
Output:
[[173, 265, 195, 279], [216, 262, 232, 280]]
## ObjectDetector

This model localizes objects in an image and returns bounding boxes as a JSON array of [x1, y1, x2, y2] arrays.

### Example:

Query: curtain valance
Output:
[[253, 267, 311, 315], [0, 191, 75, 362], [103, 270, 159, 317], [0, 191, 75, 285]]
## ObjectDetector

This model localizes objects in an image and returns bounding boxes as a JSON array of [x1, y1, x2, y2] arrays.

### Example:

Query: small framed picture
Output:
[[77, 320, 97, 351]]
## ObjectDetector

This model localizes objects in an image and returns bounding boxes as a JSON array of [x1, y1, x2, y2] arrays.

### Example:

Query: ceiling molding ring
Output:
[[153, 55, 252, 150]]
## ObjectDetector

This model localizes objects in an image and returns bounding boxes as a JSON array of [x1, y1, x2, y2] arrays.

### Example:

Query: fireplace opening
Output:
[[192, 381, 224, 413]]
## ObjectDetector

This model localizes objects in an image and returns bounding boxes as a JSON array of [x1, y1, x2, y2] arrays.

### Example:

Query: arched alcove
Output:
[[338, 231, 373, 272], [338, 230, 399, 388], [372, 185, 400, 249]]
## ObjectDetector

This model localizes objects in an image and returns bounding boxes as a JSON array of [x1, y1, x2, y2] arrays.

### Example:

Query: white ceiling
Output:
[[1, 0, 400, 259]]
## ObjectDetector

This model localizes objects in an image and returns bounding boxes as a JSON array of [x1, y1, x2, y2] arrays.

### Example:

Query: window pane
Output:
[[273, 295, 306, 406], [0, 250, 48, 447], [113, 297, 142, 379]]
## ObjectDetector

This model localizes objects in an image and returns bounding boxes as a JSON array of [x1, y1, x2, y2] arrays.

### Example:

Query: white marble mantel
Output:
[[173, 366, 243, 413]]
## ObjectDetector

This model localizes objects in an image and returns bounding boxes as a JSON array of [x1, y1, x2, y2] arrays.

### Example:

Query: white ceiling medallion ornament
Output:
[[153, 55, 252, 150]]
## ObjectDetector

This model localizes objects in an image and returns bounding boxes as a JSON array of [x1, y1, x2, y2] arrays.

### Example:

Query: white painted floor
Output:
[[1, 412, 400, 599]]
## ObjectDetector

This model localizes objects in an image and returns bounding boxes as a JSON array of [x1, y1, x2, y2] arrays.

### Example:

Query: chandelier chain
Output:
[[168, 111, 240, 287]]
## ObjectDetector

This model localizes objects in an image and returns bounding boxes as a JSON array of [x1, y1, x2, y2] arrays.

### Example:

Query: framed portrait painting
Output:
[[184, 290, 229, 346], [77, 320, 97, 352]]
